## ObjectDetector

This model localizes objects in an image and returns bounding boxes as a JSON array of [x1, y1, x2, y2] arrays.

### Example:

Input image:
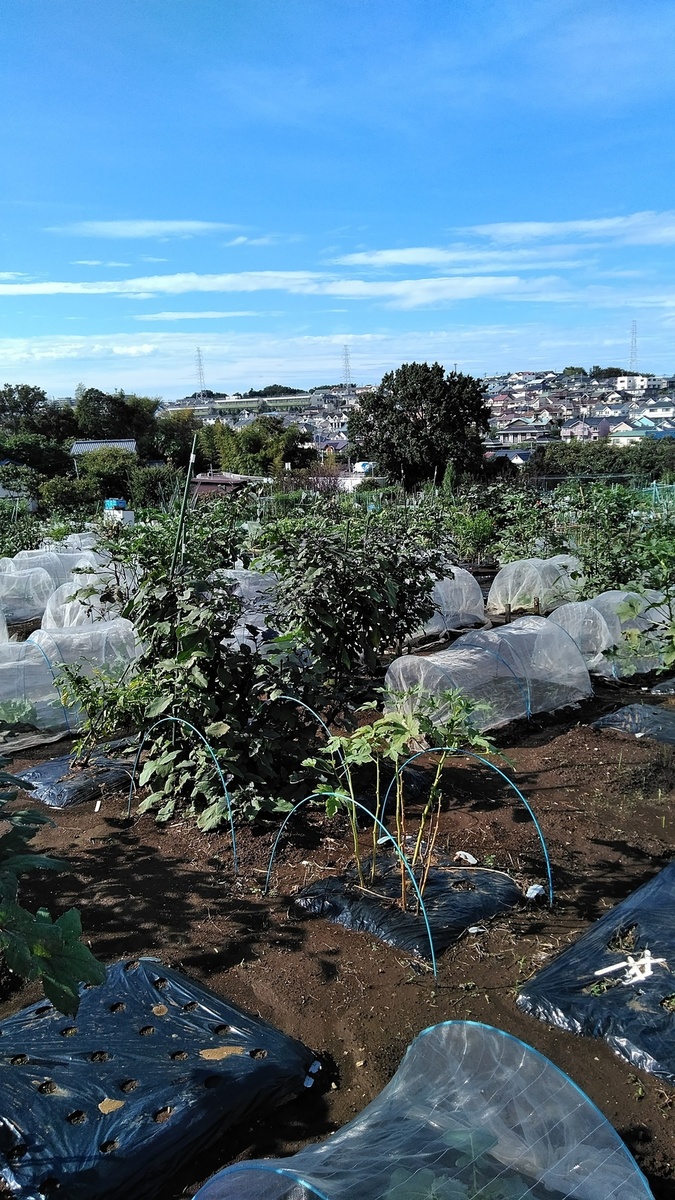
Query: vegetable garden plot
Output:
[[421, 568, 486, 637], [517, 861, 675, 1087], [0, 958, 321, 1200], [296, 862, 523, 958], [17, 750, 135, 808], [486, 554, 584, 616], [194, 1020, 653, 1200], [386, 616, 592, 731]]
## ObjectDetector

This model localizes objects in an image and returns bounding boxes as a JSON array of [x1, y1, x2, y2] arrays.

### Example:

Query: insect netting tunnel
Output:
[[0, 620, 140, 732], [486, 555, 584, 616], [386, 615, 592, 730], [193, 1021, 653, 1200], [421, 568, 486, 637]]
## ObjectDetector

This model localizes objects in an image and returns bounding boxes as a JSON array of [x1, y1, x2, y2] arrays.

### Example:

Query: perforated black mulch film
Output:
[[517, 861, 675, 1085], [593, 704, 675, 745], [17, 753, 133, 808], [296, 864, 523, 958], [0, 958, 321, 1200]]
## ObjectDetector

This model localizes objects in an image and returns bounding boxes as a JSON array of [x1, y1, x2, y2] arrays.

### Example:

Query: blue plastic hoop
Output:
[[382, 748, 554, 906]]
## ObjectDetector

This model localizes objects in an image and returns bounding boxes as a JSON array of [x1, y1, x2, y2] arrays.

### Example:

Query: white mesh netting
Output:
[[0, 620, 140, 732], [386, 616, 592, 730], [0, 568, 55, 623], [487, 555, 584, 615], [40, 531, 99, 553], [12, 549, 102, 589], [215, 569, 278, 650], [589, 590, 670, 677], [193, 1021, 652, 1200], [422, 569, 486, 637], [41, 581, 116, 629], [548, 600, 622, 674]]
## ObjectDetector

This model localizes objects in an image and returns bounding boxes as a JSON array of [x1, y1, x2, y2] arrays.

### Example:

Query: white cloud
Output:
[[0, 271, 29, 280], [0, 268, 524, 307], [224, 234, 282, 247], [72, 260, 131, 267], [334, 245, 585, 271], [140, 255, 169, 262], [469, 211, 675, 246], [137, 310, 260, 320], [47, 220, 240, 239]]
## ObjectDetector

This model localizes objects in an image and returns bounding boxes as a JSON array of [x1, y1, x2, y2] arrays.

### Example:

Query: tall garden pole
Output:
[[169, 434, 197, 580]]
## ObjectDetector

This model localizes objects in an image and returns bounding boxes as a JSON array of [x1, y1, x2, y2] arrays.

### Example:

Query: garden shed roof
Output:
[[70, 439, 137, 455]]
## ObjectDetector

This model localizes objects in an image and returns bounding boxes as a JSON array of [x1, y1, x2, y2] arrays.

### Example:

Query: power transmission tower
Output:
[[195, 346, 207, 402], [342, 344, 353, 402], [629, 321, 638, 373]]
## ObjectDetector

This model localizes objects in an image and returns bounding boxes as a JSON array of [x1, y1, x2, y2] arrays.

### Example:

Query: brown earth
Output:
[[4, 679, 675, 1198]]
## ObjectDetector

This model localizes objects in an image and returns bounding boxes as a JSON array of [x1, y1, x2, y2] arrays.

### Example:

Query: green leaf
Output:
[[146, 694, 173, 718], [205, 721, 231, 738], [55, 908, 83, 941]]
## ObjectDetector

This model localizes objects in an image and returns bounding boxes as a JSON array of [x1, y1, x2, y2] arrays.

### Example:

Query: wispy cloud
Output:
[[136, 310, 260, 320], [468, 211, 675, 246], [0, 268, 525, 307], [0, 271, 28, 280], [334, 245, 584, 271], [140, 256, 168, 262], [72, 259, 131, 267], [47, 220, 240, 239], [225, 235, 274, 247]]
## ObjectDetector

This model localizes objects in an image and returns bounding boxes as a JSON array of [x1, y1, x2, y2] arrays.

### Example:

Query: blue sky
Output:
[[2, 0, 675, 398]]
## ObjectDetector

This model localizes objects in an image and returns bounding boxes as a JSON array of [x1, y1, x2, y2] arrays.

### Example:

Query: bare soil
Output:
[[5, 679, 675, 1198]]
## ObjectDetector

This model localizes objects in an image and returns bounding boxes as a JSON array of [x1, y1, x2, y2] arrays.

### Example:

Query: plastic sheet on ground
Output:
[[16, 751, 135, 807], [593, 704, 675, 745], [0, 568, 54, 623], [194, 1020, 653, 1200], [0, 957, 320, 1200], [386, 615, 592, 731], [517, 861, 675, 1089], [487, 554, 584, 615], [548, 599, 622, 674], [295, 861, 523, 958], [421, 568, 486, 637], [652, 676, 675, 695]]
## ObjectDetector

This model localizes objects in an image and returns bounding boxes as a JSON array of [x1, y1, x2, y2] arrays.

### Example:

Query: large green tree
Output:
[[0, 384, 49, 435], [199, 416, 316, 476], [74, 387, 160, 454], [348, 362, 490, 488]]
